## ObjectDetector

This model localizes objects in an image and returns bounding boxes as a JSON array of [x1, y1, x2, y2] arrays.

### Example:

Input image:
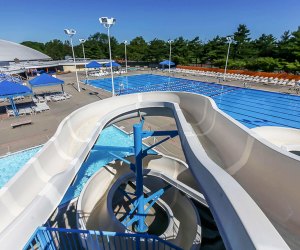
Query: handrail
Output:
[[24, 226, 182, 250]]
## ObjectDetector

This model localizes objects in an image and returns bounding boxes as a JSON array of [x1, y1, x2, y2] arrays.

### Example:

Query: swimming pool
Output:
[[0, 126, 155, 202], [88, 74, 300, 129], [0, 146, 42, 188]]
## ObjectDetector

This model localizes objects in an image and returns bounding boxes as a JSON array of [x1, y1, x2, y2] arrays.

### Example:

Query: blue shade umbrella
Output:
[[0, 80, 32, 116], [85, 61, 102, 84], [159, 60, 175, 66], [29, 73, 64, 92], [86, 61, 102, 68], [105, 61, 121, 67]]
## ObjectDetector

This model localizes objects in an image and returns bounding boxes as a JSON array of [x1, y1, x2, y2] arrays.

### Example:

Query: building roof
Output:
[[0, 39, 51, 62]]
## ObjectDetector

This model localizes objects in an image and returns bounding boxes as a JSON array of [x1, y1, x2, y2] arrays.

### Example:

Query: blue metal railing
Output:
[[24, 227, 182, 250]]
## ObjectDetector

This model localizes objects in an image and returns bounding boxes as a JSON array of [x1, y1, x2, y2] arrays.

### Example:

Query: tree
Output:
[[128, 36, 148, 62], [253, 34, 277, 58], [80, 32, 119, 59], [147, 39, 168, 62], [282, 60, 300, 74], [202, 36, 227, 64], [245, 57, 282, 72], [172, 37, 191, 64], [232, 24, 252, 59], [289, 27, 300, 62], [44, 39, 68, 60], [187, 37, 204, 64], [277, 31, 292, 61], [21, 41, 45, 54], [19, 26, 300, 73]]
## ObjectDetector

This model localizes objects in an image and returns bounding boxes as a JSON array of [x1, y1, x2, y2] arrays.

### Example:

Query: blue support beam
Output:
[[144, 185, 172, 214], [93, 145, 134, 153], [90, 118, 179, 234], [133, 122, 148, 233], [108, 152, 136, 172], [117, 187, 135, 204], [122, 200, 139, 227], [142, 130, 178, 138], [121, 185, 172, 228], [144, 185, 172, 205], [142, 136, 172, 157]]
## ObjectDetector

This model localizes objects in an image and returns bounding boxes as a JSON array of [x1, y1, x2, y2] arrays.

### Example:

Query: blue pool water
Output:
[[0, 146, 42, 188], [0, 126, 155, 203], [88, 74, 300, 129], [61, 126, 155, 204]]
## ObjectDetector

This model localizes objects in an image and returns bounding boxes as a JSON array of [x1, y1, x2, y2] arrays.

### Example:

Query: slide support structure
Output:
[[95, 118, 178, 233]]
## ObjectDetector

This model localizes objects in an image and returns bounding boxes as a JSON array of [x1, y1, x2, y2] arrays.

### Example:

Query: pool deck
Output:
[[0, 69, 297, 158]]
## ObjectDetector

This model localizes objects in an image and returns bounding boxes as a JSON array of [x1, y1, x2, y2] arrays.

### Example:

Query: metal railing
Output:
[[24, 227, 182, 250]]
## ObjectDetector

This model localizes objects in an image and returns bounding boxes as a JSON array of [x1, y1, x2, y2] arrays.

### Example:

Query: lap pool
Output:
[[88, 74, 300, 129]]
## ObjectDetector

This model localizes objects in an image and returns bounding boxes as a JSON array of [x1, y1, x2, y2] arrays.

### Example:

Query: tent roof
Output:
[[0, 80, 32, 98], [29, 73, 64, 87], [159, 60, 175, 66], [86, 61, 102, 68], [105, 61, 121, 67]]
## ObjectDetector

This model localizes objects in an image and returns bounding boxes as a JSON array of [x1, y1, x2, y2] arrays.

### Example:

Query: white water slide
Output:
[[0, 92, 299, 249]]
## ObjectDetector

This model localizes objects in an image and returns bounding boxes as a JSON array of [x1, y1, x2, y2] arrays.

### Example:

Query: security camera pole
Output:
[[124, 40, 128, 73], [99, 17, 116, 96], [168, 39, 173, 73], [64, 28, 80, 92], [224, 36, 233, 81], [79, 39, 88, 82]]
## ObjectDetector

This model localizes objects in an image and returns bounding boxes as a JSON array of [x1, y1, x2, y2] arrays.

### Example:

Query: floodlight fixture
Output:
[[64, 29, 76, 37]]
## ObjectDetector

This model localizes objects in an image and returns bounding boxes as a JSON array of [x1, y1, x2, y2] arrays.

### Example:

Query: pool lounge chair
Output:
[[36, 102, 50, 111], [6, 107, 15, 117], [32, 97, 38, 103], [63, 93, 72, 99], [51, 95, 66, 101], [32, 106, 43, 113], [18, 107, 33, 116]]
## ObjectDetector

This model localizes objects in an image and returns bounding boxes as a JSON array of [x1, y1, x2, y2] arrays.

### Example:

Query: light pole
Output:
[[99, 17, 116, 96], [168, 39, 173, 73], [223, 36, 232, 81], [79, 38, 88, 83], [64, 28, 80, 92], [124, 40, 128, 73]]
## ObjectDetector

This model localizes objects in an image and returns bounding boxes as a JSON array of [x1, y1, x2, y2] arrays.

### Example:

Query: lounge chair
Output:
[[37, 96, 46, 103], [36, 102, 50, 111], [6, 109, 15, 117], [63, 93, 72, 99], [32, 106, 43, 113], [32, 97, 38, 103]]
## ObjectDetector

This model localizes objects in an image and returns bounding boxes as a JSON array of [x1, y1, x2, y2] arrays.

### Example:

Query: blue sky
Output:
[[1, 0, 299, 44]]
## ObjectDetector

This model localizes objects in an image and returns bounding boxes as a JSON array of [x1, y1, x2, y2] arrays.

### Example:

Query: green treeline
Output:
[[21, 24, 300, 73]]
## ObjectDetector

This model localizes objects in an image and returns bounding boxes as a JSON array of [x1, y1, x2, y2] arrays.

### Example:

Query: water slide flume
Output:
[[76, 155, 203, 249], [0, 92, 297, 249]]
